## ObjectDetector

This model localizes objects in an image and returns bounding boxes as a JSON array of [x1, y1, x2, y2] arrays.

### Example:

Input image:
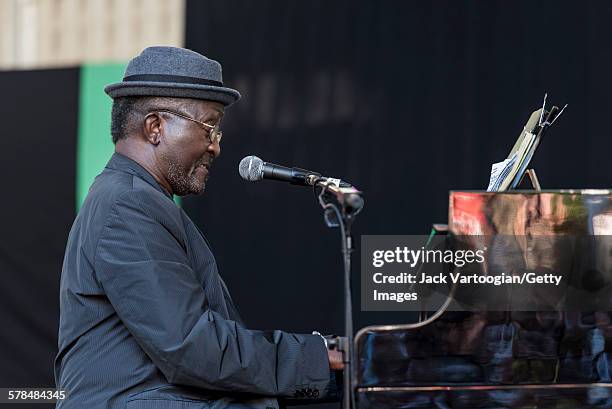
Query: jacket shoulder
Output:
[[72, 168, 182, 255], [85, 168, 178, 213]]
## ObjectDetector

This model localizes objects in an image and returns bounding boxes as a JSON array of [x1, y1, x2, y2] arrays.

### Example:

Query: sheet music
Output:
[[487, 131, 535, 191], [487, 153, 518, 191]]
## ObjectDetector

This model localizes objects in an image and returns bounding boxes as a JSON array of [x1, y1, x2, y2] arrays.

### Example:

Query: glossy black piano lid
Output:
[[354, 191, 612, 408]]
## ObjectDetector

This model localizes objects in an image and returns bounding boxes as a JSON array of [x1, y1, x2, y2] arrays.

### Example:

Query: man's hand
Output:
[[327, 349, 344, 370]]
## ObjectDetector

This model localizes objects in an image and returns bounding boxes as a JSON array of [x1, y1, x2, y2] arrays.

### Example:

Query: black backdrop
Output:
[[1, 2, 612, 409], [184, 0, 611, 340], [0, 69, 78, 404]]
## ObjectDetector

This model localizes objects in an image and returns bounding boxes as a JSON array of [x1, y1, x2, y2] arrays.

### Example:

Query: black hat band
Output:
[[123, 74, 223, 87]]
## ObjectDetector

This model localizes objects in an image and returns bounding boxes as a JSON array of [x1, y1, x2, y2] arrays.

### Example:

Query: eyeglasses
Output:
[[156, 109, 223, 145]]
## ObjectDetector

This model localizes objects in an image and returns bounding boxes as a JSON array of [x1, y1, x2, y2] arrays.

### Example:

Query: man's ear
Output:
[[143, 112, 163, 145]]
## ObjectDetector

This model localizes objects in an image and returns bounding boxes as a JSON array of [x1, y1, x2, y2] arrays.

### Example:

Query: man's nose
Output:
[[208, 140, 221, 158]]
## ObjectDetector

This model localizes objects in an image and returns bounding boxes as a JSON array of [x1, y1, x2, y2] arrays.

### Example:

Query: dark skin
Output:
[[116, 98, 224, 196], [115, 97, 344, 370]]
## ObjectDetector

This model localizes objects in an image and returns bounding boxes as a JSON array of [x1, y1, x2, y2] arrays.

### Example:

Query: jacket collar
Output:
[[105, 152, 173, 199]]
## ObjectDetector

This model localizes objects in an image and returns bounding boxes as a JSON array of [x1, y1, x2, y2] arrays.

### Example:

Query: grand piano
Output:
[[354, 190, 612, 408]]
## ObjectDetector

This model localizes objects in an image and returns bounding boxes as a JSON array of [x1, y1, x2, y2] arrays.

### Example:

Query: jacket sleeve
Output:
[[93, 190, 331, 398]]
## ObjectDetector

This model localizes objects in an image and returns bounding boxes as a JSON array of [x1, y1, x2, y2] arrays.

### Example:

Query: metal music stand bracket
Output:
[[520, 168, 542, 191], [508, 94, 566, 191]]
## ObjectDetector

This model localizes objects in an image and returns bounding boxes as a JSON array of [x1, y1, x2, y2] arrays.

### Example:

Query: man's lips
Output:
[[194, 161, 212, 179], [195, 159, 212, 171]]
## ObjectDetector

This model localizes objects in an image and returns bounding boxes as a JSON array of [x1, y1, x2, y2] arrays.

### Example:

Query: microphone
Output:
[[238, 155, 351, 187]]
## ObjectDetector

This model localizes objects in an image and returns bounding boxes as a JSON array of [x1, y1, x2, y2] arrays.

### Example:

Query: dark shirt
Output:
[[55, 153, 333, 409]]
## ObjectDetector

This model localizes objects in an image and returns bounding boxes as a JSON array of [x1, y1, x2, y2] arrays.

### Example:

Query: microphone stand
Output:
[[311, 177, 364, 409]]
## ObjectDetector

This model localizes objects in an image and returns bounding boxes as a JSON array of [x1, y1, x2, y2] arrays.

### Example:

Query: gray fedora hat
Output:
[[104, 46, 241, 106]]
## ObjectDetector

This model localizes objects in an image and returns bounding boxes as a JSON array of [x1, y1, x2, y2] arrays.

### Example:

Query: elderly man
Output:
[[55, 46, 342, 409]]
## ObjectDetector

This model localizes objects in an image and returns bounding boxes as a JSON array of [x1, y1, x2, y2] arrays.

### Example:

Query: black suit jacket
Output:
[[55, 153, 335, 409]]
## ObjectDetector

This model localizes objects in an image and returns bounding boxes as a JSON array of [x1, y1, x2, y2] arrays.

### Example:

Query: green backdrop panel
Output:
[[77, 63, 126, 209], [77, 63, 181, 209]]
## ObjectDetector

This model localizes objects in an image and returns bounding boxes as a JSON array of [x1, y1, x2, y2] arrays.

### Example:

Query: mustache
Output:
[[195, 156, 214, 169]]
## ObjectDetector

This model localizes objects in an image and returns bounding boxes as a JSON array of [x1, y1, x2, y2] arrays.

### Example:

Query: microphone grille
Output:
[[239, 155, 264, 181]]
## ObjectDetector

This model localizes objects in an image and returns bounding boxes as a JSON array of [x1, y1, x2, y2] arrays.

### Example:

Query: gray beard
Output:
[[166, 160, 205, 196]]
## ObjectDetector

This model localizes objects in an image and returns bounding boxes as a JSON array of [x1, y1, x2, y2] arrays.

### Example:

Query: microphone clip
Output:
[[315, 177, 364, 225]]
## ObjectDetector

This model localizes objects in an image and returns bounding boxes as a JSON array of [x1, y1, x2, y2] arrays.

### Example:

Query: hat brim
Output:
[[104, 81, 241, 107]]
